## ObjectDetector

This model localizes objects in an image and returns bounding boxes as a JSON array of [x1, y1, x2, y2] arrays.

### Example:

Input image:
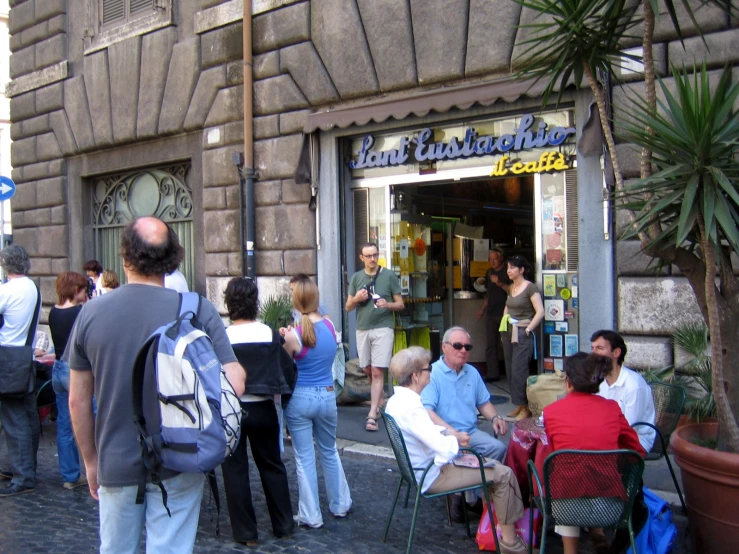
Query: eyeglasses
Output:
[[446, 342, 473, 351], [362, 253, 379, 259], [416, 366, 432, 373]]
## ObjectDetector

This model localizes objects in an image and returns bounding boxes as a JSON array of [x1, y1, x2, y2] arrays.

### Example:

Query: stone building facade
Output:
[[6, 0, 739, 370]]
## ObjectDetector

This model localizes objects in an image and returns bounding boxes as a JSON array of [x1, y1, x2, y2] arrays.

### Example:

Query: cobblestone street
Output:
[[0, 419, 691, 553]]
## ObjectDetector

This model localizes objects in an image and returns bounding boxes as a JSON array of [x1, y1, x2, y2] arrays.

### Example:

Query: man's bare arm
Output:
[[69, 369, 99, 500], [223, 361, 246, 397], [426, 408, 470, 445]]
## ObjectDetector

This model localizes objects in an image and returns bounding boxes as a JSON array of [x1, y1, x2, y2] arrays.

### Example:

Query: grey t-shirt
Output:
[[66, 284, 237, 487]]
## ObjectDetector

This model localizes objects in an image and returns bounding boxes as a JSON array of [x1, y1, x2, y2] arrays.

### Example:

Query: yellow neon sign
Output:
[[490, 151, 571, 177]]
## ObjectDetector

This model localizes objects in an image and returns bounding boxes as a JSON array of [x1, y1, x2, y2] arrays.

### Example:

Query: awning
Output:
[[303, 77, 547, 133]]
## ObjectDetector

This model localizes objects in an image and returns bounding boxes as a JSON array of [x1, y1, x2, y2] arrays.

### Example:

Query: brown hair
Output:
[[56, 271, 88, 303], [101, 270, 120, 290], [564, 352, 611, 394], [292, 278, 320, 348]]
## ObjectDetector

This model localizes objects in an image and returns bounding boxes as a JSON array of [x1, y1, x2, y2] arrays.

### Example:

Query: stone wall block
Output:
[[204, 209, 240, 252], [255, 180, 282, 206], [47, 14, 66, 36], [652, 0, 729, 42], [11, 136, 37, 166], [357, 0, 417, 91], [279, 42, 340, 105], [206, 276, 232, 314], [622, 335, 673, 371], [466, 0, 521, 76], [11, 167, 23, 183], [36, 224, 68, 257], [184, 66, 227, 130], [12, 181, 37, 211], [254, 134, 303, 180], [615, 143, 640, 179], [49, 109, 78, 155], [511, 7, 557, 70], [50, 205, 66, 225], [255, 204, 316, 250], [312, 0, 379, 98], [39, 276, 57, 305], [205, 85, 245, 127], [21, 20, 51, 49], [35, 177, 66, 207], [137, 28, 177, 140], [10, 91, 36, 122], [279, 109, 309, 135], [16, 114, 50, 140], [159, 38, 202, 135], [253, 51, 280, 80], [618, 277, 704, 335], [35, 33, 66, 71], [63, 76, 95, 151], [12, 228, 38, 255], [203, 146, 239, 187], [23, 207, 51, 227], [282, 178, 311, 204], [617, 240, 668, 276], [256, 276, 292, 301], [48, 159, 65, 177], [35, 0, 65, 20], [205, 253, 231, 276], [201, 22, 243, 69], [51, 258, 69, 274], [35, 131, 62, 161], [254, 115, 279, 139], [227, 253, 242, 275], [225, 184, 240, 209], [9, 44, 35, 79], [82, 50, 114, 148], [410, 0, 468, 85], [108, 36, 141, 144], [253, 1, 310, 54], [8, 0, 35, 35], [203, 187, 227, 210], [668, 29, 739, 69], [255, 250, 284, 275], [226, 60, 244, 86], [35, 81, 64, 114], [284, 248, 316, 275], [224, 121, 244, 145], [203, 125, 225, 149], [254, 74, 308, 115], [9, 33, 23, 53]]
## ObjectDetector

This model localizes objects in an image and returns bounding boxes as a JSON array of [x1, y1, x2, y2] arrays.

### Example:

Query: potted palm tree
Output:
[[513, 1, 739, 550]]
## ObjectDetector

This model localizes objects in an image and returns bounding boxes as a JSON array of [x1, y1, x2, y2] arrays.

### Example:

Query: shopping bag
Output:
[[476, 501, 542, 551], [626, 487, 676, 554], [526, 370, 566, 418]]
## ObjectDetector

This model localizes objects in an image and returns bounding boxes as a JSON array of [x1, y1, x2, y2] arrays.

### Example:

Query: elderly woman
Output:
[[385, 347, 528, 554], [543, 353, 646, 554]]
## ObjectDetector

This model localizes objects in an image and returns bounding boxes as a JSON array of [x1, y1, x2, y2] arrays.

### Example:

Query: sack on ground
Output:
[[336, 357, 371, 405], [626, 487, 677, 554], [132, 292, 242, 477], [476, 502, 543, 551], [526, 370, 566, 418]]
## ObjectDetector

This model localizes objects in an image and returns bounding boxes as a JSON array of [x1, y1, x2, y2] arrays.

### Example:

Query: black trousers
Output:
[[221, 399, 294, 542]]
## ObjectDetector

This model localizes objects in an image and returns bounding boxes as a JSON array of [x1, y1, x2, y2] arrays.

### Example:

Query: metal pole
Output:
[[0, 199, 5, 281], [242, 0, 255, 280]]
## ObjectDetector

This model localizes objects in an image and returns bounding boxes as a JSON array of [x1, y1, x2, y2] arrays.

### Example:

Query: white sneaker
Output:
[[293, 515, 323, 529], [498, 535, 529, 554]]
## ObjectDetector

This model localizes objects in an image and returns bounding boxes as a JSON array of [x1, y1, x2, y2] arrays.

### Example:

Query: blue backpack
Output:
[[132, 292, 241, 523], [627, 487, 677, 554]]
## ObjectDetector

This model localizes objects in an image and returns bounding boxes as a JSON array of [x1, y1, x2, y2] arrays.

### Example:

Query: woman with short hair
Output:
[[386, 346, 528, 554]]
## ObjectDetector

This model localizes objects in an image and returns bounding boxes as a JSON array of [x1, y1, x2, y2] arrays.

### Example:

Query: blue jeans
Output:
[[98, 472, 205, 554], [468, 428, 507, 462], [52, 359, 80, 483], [285, 386, 352, 526]]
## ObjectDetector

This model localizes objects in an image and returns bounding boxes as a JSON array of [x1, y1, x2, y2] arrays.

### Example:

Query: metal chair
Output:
[[632, 381, 687, 514], [527, 449, 645, 554], [380, 411, 501, 554]]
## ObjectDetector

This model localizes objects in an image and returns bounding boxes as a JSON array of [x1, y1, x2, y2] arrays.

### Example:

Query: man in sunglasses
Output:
[[421, 327, 508, 518]]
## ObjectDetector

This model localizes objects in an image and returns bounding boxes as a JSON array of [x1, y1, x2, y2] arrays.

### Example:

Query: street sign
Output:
[[0, 177, 15, 201]]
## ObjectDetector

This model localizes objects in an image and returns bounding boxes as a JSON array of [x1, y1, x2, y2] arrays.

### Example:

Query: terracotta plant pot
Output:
[[671, 422, 739, 553], [676, 414, 717, 430]]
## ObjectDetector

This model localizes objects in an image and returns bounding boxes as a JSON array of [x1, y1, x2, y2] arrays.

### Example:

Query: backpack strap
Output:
[[178, 292, 201, 325], [25, 285, 41, 347]]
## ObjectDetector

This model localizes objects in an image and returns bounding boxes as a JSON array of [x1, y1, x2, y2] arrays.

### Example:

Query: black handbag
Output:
[[0, 286, 41, 398]]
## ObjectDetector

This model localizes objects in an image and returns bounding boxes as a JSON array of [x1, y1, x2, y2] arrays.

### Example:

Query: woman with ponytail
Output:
[[282, 278, 352, 529]]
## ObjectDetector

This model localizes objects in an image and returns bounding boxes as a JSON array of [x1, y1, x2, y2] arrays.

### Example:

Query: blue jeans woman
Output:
[[52, 359, 82, 485]]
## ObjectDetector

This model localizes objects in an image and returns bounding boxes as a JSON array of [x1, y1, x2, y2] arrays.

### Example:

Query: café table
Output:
[[504, 417, 553, 505]]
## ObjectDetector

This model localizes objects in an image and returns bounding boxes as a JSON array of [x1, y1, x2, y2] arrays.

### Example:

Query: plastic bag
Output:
[[626, 487, 677, 554], [476, 502, 542, 551]]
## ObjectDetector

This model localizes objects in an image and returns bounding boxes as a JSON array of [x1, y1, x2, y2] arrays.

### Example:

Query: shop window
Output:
[[90, 163, 194, 289], [84, 0, 173, 54]]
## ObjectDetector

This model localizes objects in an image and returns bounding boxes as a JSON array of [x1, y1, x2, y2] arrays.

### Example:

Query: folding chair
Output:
[[528, 449, 645, 554], [381, 411, 501, 554], [633, 381, 687, 514]]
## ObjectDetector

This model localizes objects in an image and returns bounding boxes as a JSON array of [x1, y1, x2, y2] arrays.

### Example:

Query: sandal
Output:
[[365, 416, 379, 432]]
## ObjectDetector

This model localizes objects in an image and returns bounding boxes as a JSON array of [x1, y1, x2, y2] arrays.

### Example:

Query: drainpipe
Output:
[[241, 0, 255, 279]]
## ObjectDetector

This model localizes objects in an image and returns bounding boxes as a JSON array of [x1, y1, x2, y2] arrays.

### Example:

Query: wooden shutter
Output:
[[565, 169, 579, 272], [130, 0, 154, 15], [102, 0, 125, 25]]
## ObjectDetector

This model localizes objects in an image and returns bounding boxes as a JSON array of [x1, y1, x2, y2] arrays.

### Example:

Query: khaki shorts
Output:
[[356, 327, 395, 369]]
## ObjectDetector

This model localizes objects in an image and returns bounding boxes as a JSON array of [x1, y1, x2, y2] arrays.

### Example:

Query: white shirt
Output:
[[598, 365, 656, 452], [0, 276, 39, 346], [164, 270, 189, 293], [385, 385, 459, 492], [227, 321, 274, 402]]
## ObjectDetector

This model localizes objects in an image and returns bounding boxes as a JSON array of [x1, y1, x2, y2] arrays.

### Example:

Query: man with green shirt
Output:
[[346, 243, 404, 432]]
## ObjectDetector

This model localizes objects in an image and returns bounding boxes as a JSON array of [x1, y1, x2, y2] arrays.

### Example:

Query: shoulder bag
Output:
[[0, 285, 42, 398]]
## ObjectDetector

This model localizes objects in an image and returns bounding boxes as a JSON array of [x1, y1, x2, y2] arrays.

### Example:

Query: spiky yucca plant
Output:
[[258, 294, 294, 332]]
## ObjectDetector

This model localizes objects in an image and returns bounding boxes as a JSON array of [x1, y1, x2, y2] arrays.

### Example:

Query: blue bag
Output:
[[627, 487, 677, 554]]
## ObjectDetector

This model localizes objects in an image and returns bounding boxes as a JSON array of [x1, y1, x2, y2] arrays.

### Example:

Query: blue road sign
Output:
[[0, 177, 16, 201]]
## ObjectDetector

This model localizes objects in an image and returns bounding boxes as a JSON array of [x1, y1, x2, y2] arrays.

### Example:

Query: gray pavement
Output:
[[0, 402, 694, 553]]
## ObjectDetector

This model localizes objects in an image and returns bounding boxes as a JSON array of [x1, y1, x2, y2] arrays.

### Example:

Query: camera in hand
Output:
[[86, 277, 95, 299], [361, 284, 374, 306]]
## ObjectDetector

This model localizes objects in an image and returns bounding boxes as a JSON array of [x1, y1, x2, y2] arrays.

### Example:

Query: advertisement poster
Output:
[[565, 335, 579, 356], [555, 322, 568, 333], [473, 239, 490, 261], [556, 274, 566, 287], [550, 335, 563, 357], [543, 322, 555, 334], [543, 275, 556, 297], [544, 299, 565, 321]]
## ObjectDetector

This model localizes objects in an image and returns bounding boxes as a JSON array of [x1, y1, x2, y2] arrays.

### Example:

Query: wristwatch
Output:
[[491, 415, 502, 422]]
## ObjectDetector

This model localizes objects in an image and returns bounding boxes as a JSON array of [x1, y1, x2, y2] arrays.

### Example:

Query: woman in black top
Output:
[[48, 272, 88, 489]]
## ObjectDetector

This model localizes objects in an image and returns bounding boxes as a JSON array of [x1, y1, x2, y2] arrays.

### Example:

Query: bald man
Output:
[[67, 217, 246, 554]]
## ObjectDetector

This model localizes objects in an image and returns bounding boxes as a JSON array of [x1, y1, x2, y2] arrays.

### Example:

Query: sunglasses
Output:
[[447, 342, 473, 351]]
